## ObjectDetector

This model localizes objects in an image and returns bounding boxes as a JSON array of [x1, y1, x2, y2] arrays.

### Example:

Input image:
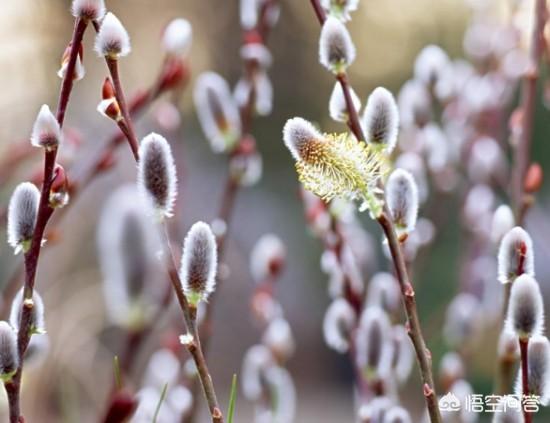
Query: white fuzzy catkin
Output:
[[7, 182, 40, 254], [0, 321, 18, 381], [363, 87, 399, 152], [143, 348, 180, 389], [497, 328, 520, 360], [491, 398, 523, 423], [384, 406, 412, 423], [194, 72, 242, 153], [249, 234, 286, 283], [179, 222, 218, 306], [162, 18, 192, 57], [386, 169, 419, 234], [367, 272, 401, 314], [329, 82, 361, 122], [414, 45, 449, 85], [137, 133, 178, 220], [234, 71, 273, 116], [57, 51, 85, 82], [391, 325, 414, 384], [498, 226, 534, 284], [242, 344, 274, 400], [240, 0, 261, 29], [71, 0, 106, 20], [355, 306, 392, 377], [320, 0, 360, 22], [506, 274, 544, 339], [94, 12, 131, 58], [439, 351, 465, 384], [323, 298, 356, 353], [263, 366, 296, 423], [443, 293, 482, 348], [30, 104, 62, 150], [318, 16, 356, 73], [282, 117, 323, 161], [98, 185, 162, 328], [514, 335, 550, 405], [491, 205, 515, 245], [262, 317, 295, 361], [9, 288, 45, 334]]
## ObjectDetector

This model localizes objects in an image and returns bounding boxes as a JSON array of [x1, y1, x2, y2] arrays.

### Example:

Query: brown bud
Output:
[[49, 164, 70, 208], [159, 58, 189, 91], [524, 162, 543, 193], [102, 77, 116, 100], [102, 391, 137, 423]]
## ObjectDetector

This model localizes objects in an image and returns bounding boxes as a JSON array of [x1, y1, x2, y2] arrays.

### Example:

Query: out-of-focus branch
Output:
[[512, 0, 547, 224]]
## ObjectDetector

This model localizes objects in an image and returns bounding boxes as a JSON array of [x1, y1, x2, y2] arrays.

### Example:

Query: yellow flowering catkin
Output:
[[294, 133, 389, 214]]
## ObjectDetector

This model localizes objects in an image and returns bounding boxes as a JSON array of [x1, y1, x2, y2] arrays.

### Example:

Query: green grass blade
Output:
[[152, 383, 168, 423], [227, 374, 238, 423], [113, 355, 122, 390]]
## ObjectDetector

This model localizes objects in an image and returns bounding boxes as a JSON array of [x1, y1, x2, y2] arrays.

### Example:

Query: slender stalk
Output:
[[309, 1, 441, 420], [105, 58, 140, 160], [519, 338, 532, 423], [378, 211, 441, 423], [4, 17, 89, 423], [512, 0, 547, 224], [160, 225, 223, 423], [103, 76, 223, 420]]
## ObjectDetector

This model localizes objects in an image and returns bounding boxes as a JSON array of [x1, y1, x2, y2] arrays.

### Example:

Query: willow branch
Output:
[[309, 1, 441, 421], [4, 17, 89, 423], [512, 0, 547, 224]]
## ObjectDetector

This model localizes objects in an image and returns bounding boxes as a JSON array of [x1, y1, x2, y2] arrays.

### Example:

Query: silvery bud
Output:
[[162, 18, 192, 57], [94, 12, 131, 59], [322, 298, 356, 353], [363, 87, 399, 153], [71, 0, 106, 20], [30, 104, 62, 150], [0, 321, 18, 382], [319, 16, 356, 73], [386, 169, 419, 237], [498, 227, 534, 284], [491, 205, 515, 245], [137, 133, 178, 220], [355, 306, 392, 379], [514, 335, 550, 405], [9, 288, 45, 335], [250, 234, 286, 283], [7, 182, 40, 254], [262, 317, 295, 362], [194, 72, 242, 153], [506, 274, 544, 340], [180, 222, 218, 307], [329, 82, 361, 123]]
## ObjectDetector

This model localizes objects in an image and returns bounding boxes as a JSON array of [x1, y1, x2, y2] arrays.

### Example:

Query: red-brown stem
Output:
[[160, 225, 223, 423], [512, 0, 547, 224], [4, 17, 89, 423], [336, 73, 366, 141], [309, 1, 441, 420], [103, 89, 223, 421], [519, 338, 532, 423], [105, 58, 140, 160], [378, 212, 441, 423]]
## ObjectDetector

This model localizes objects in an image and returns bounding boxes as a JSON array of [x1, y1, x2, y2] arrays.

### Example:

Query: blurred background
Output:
[[0, 0, 549, 422]]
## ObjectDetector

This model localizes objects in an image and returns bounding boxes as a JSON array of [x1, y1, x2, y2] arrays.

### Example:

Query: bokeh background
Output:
[[0, 0, 549, 422]]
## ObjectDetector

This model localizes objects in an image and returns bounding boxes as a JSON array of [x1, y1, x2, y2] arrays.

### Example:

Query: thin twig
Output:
[[105, 58, 140, 160], [519, 338, 532, 423], [4, 17, 89, 423], [512, 0, 547, 224]]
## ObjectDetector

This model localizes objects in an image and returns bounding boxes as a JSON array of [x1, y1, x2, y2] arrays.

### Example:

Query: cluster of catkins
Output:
[[282, 1, 425, 422], [241, 234, 297, 422]]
